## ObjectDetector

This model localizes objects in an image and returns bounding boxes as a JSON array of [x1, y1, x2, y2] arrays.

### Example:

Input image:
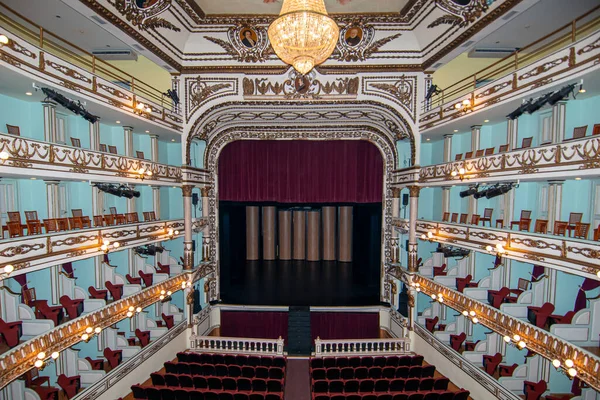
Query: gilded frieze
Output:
[[107, 0, 181, 32], [428, 0, 489, 28]]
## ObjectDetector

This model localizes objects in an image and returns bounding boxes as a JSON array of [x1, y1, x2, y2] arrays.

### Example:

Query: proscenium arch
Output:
[[186, 101, 414, 303]]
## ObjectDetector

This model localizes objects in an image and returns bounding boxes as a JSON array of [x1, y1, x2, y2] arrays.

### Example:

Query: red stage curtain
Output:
[[311, 312, 379, 340], [218, 140, 383, 203], [220, 311, 288, 342]]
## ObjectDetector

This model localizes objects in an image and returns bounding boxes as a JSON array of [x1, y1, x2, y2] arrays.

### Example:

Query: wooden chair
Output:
[[571, 125, 588, 140], [450, 213, 458, 223], [6, 124, 20, 136], [459, 214, 468, 224], [108, 145, 118, 154], [593, 124, 600, 136], [475, 149, 484, 157], [7, 221, 24, 238], [533, 219, 548, 234], [43, 219, 59, 234], [574, 222, 590, 240], [56, 218, 70, 231], [455, 154, 463, 161], [103, 214, 116, 226], [24, 211, 43, 235], [484, 147, 494, 156], [567, 212, 583, 237], [520, 137, 533, 149], [70, 137, 81, 148], [99, 144, 107, 152], [136, 151, 145, 159], [464, 151, 473, 159], [109, 207, 126, 225], [480, 208, 493, 227], [143, 211, 157, 222], [510, 210, 532, 231], [498, 144, 509, 153], [442, 212, 450, 222], [93, 215, 104, 227], [471, 214, 480, 225], [553, 221, 568, 236], [594, 223, 600, 241], [71, 209, 91, 229]]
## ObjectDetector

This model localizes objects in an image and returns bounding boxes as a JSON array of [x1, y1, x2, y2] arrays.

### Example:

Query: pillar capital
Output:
[[443, 134, 454, 139], [470, 125, 482, 130], [182, 185, 194, 197], [547, 180, 565, 185], [391, 187, 401, 198], [123, 126, 134, 131], [200, 186, 212, 197], [44, 180, 60, 185], [41, 100, 57, 107], [149, 134, 159, 139], [408, 185, 421, 198]]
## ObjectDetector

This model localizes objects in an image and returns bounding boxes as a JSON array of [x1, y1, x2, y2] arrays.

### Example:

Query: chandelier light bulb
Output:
[[568, 368, 577, 377], [455, 103, 462, 110], [147, 171, 153, 176], [438, 297, 444, 303], [187, 282, 191, 287], [471, 317, 478, 324], [159, 295, 165, 300], [161, 290, 166, 295], [181, 282, 186, 289], [462, 99, 471, 106], [513, 334, 520, 341], [137, 102, 145, 110], [552, 359, 561, 368], [34, 360, 44, 368], [431, 294, 436, 300], [51, 351, 60, 360], [451, 171, 457, 177], [81, 333, 89, 341], [94, 327, 102, 334], [37, 352, 46, 360], [268, 0, 339, 74], [113, 242, 120, 248], [129, 306, 135, 312], [103, 239, 110, 245], [597, 270, 600, 278], [100, 245, 108, 252], [416, 287, 421, 292], [85, 327, 93, 334], [459, 168, 465, 175], [462, 310, 468, 316], [503, 336, 511, 343], [469, 310, 476, 317], [167, 291, 172, 296], [421, 234, 426, 240], [136, 307, 142, 313], [175, 230, 180, 235], [427, 232, 433, 239], [126, 311, 133, 317], [564, 359, 574, 368], [139, 168, 146, 174], [486, 245, 493, 252], [4, 264, 14, 274], [0, 151, 9, 160], [518, 341, 526, 349]]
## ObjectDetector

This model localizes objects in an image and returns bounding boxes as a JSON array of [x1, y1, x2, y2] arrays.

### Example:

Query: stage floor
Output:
[[219, 260, 381, 307]]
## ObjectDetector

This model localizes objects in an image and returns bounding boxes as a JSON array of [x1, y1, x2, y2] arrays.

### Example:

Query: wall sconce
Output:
[[0, 264, 14, 278], [552, 358, 578, 378], [134, 101, 152, 115], [81, 326, 102, 343], [503, 334, 526, 349], [451, 167, 468, 181], [159, 289, 173, 301], [486, 243, 507, 257], [166, 228, 180, 239], [34, 350, 60, 369], [462, 310, 479, 324], [431, 292, 444, 303], [0, 34, 9, 47], [136, 167, 153, 180], [420, 231, 435, 242], [100, 240, 120, 254], [409, 282, 421, 292], [126, 305, 144, 318], [454, 99, 472, 113]]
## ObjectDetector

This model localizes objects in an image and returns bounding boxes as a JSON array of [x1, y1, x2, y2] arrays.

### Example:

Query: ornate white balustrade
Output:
[[189, 336, 285, 356], [408, 274, 600, 391], [181, 166, 211, 186], [0, 272, 193, 390], [314, 338, 411, 357], [419, 21, 600, 131], [0, 218, 208, 278], [0, 28, 182, 133], [406, 219, 600, 280], [0, 133, 182, 185]]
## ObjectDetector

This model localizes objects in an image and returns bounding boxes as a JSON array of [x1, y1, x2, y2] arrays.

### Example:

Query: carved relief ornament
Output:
[[107, 0, 181, 32]]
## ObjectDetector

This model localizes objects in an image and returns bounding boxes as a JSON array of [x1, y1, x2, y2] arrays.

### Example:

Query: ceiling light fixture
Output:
[[578, 79, 586, 93], [25, 92, 33, 96], [268, 0, 339, 75]]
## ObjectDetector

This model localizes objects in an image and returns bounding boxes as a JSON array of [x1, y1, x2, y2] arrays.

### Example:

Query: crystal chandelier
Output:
[[268, 0, 339, 75]]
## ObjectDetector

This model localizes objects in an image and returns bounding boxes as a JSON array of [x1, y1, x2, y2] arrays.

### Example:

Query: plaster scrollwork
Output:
[[204, 25, 273, 63], [428, 0, 489, 28], [107, 0, 181, 32], [362, 75, 417, 121], [242, 74, 359, 100], [334, 23, 402, 62], [186, 76, 238, 121]]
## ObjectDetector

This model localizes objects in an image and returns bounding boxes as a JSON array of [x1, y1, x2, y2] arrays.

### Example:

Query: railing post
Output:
[[572, 20, 576, 42], [92, 55, 96, 74]]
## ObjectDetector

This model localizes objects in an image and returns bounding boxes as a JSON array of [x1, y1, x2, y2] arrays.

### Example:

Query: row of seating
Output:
[[314, 391, 470, 400], [312, 365, 435, 381], [177, 352, 286, 368], [131, 385, 283, 400], [151, 374, 283, 392], [164, 362, 284, 380], [311, 356, 423, 370], [313, 378, 449, 394]]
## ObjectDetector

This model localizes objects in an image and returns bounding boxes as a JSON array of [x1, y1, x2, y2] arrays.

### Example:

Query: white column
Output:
[[92, 185, 104, 288], [182, 185, 194, 270], [150, 135, 159, 162], [46, 181, 60, 304], [507, 118, 518, 151], [89, 120, 100, 151], [551, 101, 567, 143], [152, 186, 161, 220], [407, 186, 420, 273], [471, 125, 481, 152], [547, 181, 564, 232], [42, 101, 57, 143], [442, 187, 451, 215], [127, 186, 136, 275], [392, 188, 400, 219], [123, 126, 134, 157], [201, 186, 210, 218], [443, 134, 453, 163], [553, 181, 564, 228]]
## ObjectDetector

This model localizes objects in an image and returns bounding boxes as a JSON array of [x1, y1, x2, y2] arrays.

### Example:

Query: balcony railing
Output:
[[0, 219, 210, 279], [0, 272, 192, 390], [408, 275, 600, 392], [420, 7, 600, 130], [399, 135, 600, 186], [408, 219, 600, 280], [0, 133, 182, 184], [314, 337, 411, 357], [189, 336, 285, 356]]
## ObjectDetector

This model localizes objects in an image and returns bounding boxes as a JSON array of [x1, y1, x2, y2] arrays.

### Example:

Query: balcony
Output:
[[420, 8, 600, 132], [0, 133, 183, 185], [393, 218, 600, 280], [0, 218, 208, 278]]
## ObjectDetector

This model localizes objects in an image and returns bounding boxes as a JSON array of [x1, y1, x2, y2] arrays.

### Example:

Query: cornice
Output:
[[180, 64, 425, 74]]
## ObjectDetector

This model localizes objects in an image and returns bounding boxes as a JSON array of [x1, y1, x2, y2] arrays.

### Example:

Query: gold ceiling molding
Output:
[[204, 25, 274, 63], [107, 0, 181, 32], [361, 75, 418, 122], [428, 0, 489, 28], [242, 76, 359, 100], [334, 23, 402, 62]]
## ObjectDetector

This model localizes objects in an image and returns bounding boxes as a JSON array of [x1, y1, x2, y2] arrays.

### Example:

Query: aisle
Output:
[[284, 357, 311, 400]]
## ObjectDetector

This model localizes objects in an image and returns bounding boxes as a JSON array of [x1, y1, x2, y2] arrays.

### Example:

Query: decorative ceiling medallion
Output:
[[108, 0, 181, 32], [335, 23, 401, 62], [428, 0, 489, 28], [204, 25, 273, 63]]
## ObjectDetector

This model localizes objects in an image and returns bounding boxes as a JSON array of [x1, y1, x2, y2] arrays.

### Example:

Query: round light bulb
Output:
[[159, 295, 165, 300], [459, 168, 465, 175], [113, 242, 120, 248], [126, 311, 133, 317], [518, 341, 526, 349], [438, 297, 444, 303], [437, 293, 443, 298], [0, 151, 9, 160], [421, 234, 426, 240], [462, 99, 471, 106], [175, 230, 180, 235], [147, 171, 153, 176], [451, 171, 457, 177], [486, 245, 493, 252], [136, 307, 142, 313], [161, 290, 166, 295], [597, 270, 600, 278], [552, 359, 561, 368], [100, 245, 108, 252], [137, 103, 145, 110], [37, 352, 46, 360], [139, 168, 146, 174], [103, 239, 110, 245], [431, 294, 436, 299], [167, 291, 172, 296], [455, 103, 462, 110], [462, 311, 468, 316], [181, 282, 186, 289], [472, 317, 478, 324], [34, 360, 44, 368], [94, 327, 102, 334], [564, 359, 574, 368], [416, 288, 421, 292], [0, 35, 9, 45], [187, 282, 191, 287], [129, 306, 135, 312], [504, 336, 511, 343], [51, 351, 59, 360], [427, 232, 433, 239], [4, 264, 14, 274], [85, 327, 93, 334], [81, 333, 89, 341], [568, 368, 577, 377], [469, 310, 476, 317], [513, 334, 520, 341]]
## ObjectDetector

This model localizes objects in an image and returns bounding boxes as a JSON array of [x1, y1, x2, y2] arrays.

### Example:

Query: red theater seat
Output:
[[483, 353, 503, 375], [425, 316, 439, 333], [449, 332, 466, 351], [57, 374, 81, 399], [105, 281, 123, 301], [126, 274, 143, 285], [138, 271, 154, 287], [524, 379, 547, 400], [157, 262, 171, 275], [162, 313, 175, 329], [85, 357, 104, 370], [0, 318, 22, 347], [527, 302, 555, 328], [488, 287, 511, 308], [135, 329, 151, 347], [88, 286, 108, 301], [59, 295, 84, 319], [456, 275, 477, 293], [499, 363, 518, 377], [433, 264, 447, 277], [104, 348, 123, 369], [34, 300, 64, 325]]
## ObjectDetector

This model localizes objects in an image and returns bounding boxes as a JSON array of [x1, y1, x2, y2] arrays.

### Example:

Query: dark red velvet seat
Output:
[[524, 379, 547, 400], [449, 332, 466, 351], [527, 302, 555, 328], [135, 329, 151, 348], [548, 310, 576, 326], [104, 348, 123, 369], [105, 281, 123, 300], [488, 287, 511, 308], [433, 377, 449, 390], [34, 300, 64, 325], [456, 275, 478, 293], [88, 286, 108, 300], [433, 263, 447, 277], [156, 262, 171, 275], [85, 357, 104, 370], [161, 313, 175, 329], [0, 317, 22, 347], [499, 363, 518, 377], [452, 390, 470, 400], [139, 271, 154, 287], [483, 352, 502, 375], [126, 274, 143, 285], [57, 374, 81, 399], [131, 384, 147, 399], [425, 316, 439, 333], [59, 295, 84, 319]]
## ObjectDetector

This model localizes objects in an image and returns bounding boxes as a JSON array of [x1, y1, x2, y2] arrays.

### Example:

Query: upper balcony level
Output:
[[420, 7, 600, 133]]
